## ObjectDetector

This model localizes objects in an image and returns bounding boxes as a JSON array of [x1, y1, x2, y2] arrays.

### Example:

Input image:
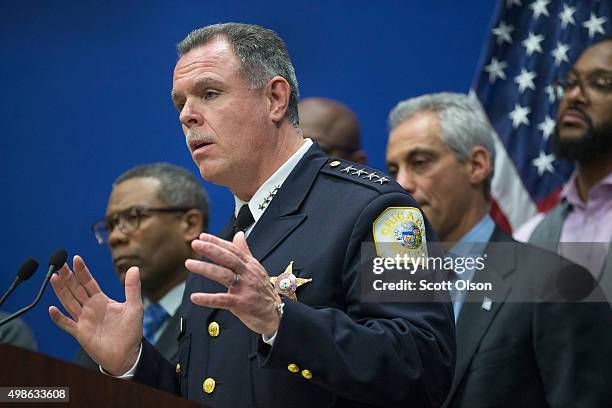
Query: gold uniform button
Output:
[[330, 160, 341, 167], [208, 321, 220, 337], [287, 363, 299, 373], [175, 363, 181, 374], [203, 377, 216, 394], [301, 369, 313, 380]]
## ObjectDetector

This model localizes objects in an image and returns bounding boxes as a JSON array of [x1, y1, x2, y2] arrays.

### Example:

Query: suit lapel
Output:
[[447, 227, 516, 401], [245, 145, 327, 263]]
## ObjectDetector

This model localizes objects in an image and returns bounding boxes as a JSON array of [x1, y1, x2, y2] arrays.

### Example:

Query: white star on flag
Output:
[[551, 42, 570, 67], [506, 0, 521, 8], [559, 4, 576, 29], [509, 104, 531, 128], [484, 58, 508, 83], [537, 115, 556, 140], [582, 12, 607, 39], [532, 151, 555, 176], [529, 0, 550, 20], [545, 85, 557, 103], [522, 32, 545, 56], [492, 21, 514, 45], [514, 68, 537, 93]]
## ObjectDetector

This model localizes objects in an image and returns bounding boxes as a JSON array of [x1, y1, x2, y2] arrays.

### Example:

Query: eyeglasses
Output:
[[555, 72, 612, 99], [92, 206, 191, 244]]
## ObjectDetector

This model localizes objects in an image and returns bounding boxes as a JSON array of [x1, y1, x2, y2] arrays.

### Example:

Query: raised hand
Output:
[[48, 255, 143, 375], [187, 232, 282, 336]]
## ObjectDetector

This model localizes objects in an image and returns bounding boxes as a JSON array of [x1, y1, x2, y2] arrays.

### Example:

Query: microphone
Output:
[[0, 249, 67, 328], [0, 258, 39, 307]]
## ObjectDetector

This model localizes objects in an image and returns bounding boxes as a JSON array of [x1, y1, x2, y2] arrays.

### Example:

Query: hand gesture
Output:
[[187, 232, 282, 336], [49, 255, 143, 375]]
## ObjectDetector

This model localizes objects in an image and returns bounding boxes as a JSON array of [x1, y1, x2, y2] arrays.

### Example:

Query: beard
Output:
[[552, 112, 612, 163]]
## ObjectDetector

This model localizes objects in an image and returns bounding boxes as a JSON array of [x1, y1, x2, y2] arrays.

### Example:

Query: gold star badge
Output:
[[269, 261, 312, 301]]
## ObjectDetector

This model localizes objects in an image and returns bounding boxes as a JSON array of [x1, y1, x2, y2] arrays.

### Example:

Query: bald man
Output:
[[299, 97, 366, 163]]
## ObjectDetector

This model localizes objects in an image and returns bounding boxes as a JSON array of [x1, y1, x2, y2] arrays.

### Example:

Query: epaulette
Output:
[[319, 159, 400, 194]]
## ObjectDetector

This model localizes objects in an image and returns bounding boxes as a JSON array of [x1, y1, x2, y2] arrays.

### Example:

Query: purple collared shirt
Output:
[[559, 171, 612, 277]]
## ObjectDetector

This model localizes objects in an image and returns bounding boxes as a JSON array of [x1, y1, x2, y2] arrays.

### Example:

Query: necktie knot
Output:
[[143, 303, 169, 344], [233, 204, 255, 235]]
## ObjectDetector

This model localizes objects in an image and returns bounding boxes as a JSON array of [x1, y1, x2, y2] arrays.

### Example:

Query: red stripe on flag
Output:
[[490, 198, 512, 235], [537, 188, 562, 213]]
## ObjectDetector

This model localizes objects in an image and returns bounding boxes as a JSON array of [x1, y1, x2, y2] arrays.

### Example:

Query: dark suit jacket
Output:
[[74, 308, 182, 369], [0, 311, 37, 351], [444, 227, 612, 408], [133, 144, 456, 407]]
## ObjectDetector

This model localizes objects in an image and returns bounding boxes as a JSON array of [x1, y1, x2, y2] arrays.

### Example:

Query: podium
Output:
[[0, 344, 206, 407]]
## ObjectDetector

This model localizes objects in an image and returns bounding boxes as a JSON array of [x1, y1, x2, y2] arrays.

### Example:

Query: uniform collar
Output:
[[233, 138, 314, 223]]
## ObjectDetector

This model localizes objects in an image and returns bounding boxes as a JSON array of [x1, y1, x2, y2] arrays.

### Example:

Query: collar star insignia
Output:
[[258, 184, 281, 210], [375, 176, 389, 184], [340, 165, 357, 173], [365, 172, 379, 180], [269, 261, 312, 301], [352, 168, 368, 177]]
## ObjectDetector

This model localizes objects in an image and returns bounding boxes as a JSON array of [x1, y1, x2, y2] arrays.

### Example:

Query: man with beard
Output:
[[75, 162, 208, 368], [298, 97, 367, 164], [517, 37, 611, 301]]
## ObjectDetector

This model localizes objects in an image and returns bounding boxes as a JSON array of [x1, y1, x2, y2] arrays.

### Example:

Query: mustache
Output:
[[185, 129, 215, 149], [561, 105, 590, 122]]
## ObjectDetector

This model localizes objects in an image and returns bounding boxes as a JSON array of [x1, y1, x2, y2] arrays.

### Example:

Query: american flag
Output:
[[473, 0, 611, 233]]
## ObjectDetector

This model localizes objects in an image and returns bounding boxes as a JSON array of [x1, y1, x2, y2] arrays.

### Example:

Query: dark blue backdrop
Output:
[[0, 1, 495, 361]]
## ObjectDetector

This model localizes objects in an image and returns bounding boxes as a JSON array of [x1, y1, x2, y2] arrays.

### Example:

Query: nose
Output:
[[108, 225, 128, 249], [179, 98, 205, 129], [396, 168, 417, 194], [562, 82, 588, 106]]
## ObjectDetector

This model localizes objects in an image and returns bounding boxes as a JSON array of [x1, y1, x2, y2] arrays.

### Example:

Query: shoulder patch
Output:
[[373, 207, 428, 259]]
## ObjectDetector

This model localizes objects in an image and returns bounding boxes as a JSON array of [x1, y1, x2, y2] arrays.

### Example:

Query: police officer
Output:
[[49, 23, 455, 407]]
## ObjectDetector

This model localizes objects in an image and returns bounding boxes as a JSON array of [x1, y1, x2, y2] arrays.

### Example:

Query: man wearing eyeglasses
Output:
[[75, 162, 208, 369], [515, 37, 612, 302], [298, 97, 367, 164]]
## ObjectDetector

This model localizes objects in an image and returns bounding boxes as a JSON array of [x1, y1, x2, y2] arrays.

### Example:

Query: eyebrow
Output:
[[171, 77, 226, 104], [568, 68, 612, 77], [589, 68, 612, 77], [386, 147, 436, 167], [402, 147, 436, 161]]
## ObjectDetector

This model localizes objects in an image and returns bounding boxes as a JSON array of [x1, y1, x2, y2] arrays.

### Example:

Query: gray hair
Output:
[[388, 92, 496, 198], [114, 162, 209, 231], [177, 23, 300, 128]]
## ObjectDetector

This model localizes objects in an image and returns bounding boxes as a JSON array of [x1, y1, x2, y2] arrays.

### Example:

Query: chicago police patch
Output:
[[373, 207, 428, 259]]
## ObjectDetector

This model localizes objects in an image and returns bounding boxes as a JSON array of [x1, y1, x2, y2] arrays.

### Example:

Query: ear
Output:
[[181, 209, 204, 241], [265, 76, 291, 124], [466, 146, 492, 187]]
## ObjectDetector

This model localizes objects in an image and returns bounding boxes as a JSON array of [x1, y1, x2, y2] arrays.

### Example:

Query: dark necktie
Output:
[[232, 204, 255, 235]]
